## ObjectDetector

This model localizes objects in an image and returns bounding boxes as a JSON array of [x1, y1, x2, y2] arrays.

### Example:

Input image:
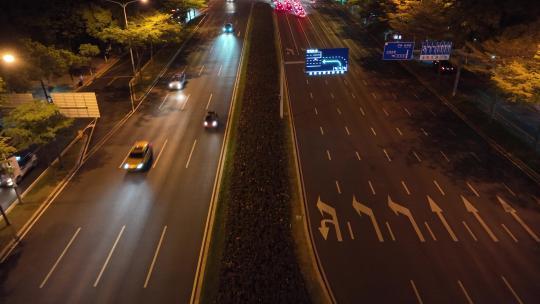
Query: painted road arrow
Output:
[[317, 197, 343, 242], [462, 196, 499, 242], [497, 196, 540, 242], [352, 196, 384, 242], [427, 196, 458, 242], [388, 196, 425, 242]]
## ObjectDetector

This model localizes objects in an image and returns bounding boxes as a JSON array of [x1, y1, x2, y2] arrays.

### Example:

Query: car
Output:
[[275, 2, 285, 10], [168, 72, 186, 90], [0, 153, 38, 187], [204, 111, 219, 129], [123, 141, 153, 172], [433, 60, 455, 73], [223, 23, 234, 33]]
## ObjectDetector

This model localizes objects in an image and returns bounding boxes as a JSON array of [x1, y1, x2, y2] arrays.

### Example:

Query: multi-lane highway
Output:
[[276, 1, 540, 303], [0, 0, 249, 302]]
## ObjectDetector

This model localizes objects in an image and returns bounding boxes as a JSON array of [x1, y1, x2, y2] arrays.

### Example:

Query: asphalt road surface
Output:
[[0, 0, 249, 303], [277, 2, 540, 303]]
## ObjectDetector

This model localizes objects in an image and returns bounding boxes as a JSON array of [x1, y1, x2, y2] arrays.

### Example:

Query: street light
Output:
[[104, 0, 148, 76], [2, 54, 15, 64], [1, 52, 51, 102]]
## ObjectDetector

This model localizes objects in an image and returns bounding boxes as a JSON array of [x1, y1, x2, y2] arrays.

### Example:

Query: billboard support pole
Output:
[[280, 63, 284, 119]]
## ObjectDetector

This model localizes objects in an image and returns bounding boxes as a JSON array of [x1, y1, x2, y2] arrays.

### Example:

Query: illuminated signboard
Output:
[[305, 48, 348, 76], [383, 42, 414, 60], [420, 40, 453, 61]]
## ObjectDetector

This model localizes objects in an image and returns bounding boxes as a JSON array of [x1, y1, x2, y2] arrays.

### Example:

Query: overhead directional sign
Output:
[[305, 48, 348, 76], [420, 40, 452, 61], [382, 42, 414, 60]]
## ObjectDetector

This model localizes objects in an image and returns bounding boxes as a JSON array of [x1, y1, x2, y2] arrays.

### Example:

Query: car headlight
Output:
[[212, 121, 218, 127], [169, 83, 173, 88], [6, 178, 13, 186], [223, 27, 226, 31], [204, 121, 208, 126], [123, 164, 129, 169], [137, 163, 143, 169]]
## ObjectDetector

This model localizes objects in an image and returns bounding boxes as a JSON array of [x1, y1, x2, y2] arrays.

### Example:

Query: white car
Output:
[[168, 72, 186, 90], [0, 153, 38, 187]]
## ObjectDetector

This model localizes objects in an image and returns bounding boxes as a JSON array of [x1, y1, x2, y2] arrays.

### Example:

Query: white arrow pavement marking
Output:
[[317, 197, 343, 242], [427, 196, 458, 242], [462, 196, 498, 242], [388, 196, 425, 242], [352, 196, 384, 242], [497, 196, 540, 242]]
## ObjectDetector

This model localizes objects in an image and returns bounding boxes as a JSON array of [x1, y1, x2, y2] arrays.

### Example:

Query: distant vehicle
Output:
[[285, 1, 293, 11], [275, 2, 285, 10], [226, 0, 234, 2], [433, 60, 455, 73], [204, 111, 219, 129], [0, 153, 38, 187], [223, 23, 234, 33], [123, 141, 153, 172], [168, 72, 186, 90]]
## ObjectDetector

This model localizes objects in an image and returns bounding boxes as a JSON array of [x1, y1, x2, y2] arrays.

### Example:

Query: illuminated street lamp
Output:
[[2, 54, 15, 64], [1, 52, 51, 102]]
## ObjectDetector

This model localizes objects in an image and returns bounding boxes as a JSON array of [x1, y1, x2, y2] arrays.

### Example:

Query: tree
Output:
[[79, 43, 101, 74], [0, 77, 6, 105]]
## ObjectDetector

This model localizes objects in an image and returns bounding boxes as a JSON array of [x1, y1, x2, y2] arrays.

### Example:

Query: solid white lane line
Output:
[[314, 107, 318, 115], [94, 225, 125, 287], [335, 181, 341, 194], [503, 183, 516, 197], [347, 221, 355, 240], [382, 108, 389, 116], [420, 128, 429, 136], [336, 107, 342, 115], [466, 182, 480, 197], [440, 150, 450, 162], [205, 93, 213, 110], [401, 181, 411, 195], [199, 65, 205, 76], [501, 224, 518, 242], [152, 139, 168, 168], [424, 222, 437, 241], [181, 94, 191, 111], [355, 151, 361, 161], [310, 92, 313, 99], [404, 107, 412, 116], [345, 126, 351, 135], [158, 93, 170, 110], [462, 221, 478, 241], [40, 227, 81, 288], [501, 276, 524, 304], [385, 221, 396, 241], [185, 139, 198, 168], [457, 280, 474, 304], [330, 92, 335, 99], [326, 150, 332, 161], [368, 181, 376, 195], [371, 92, 377, 99], [433, 180, 445, 196], [396, 127, 403, 136], [359, 107, 365, 116], [413, 151, 422, 162], [383, 149, 392, 162], [217, 65, 222, 76], [470, 151, 481, 162], [320, 126, 324, 135], [370, 127, 377, 136], [410, 280, 424, 304], [144, 226, 167, 288], [352, 93, 356, 99]]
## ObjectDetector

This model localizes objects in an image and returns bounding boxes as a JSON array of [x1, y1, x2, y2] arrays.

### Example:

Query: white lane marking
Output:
[[343, 79, 348, 86], [385, 221, 396, 241], [370, 127, 377, 136], [185, 139, 198, 168], [40, 227, 81, 288], [501, 224, 518, 242], [181, 94, 191, 111], [457, 280, 474, 304], [347, 221, 355, 240], [314, 107, 318, 115], [501, 276, 524, 304], [401, 181, 411, 195], [420, 128, 428, 136], [205, 93, 213, 110], [324, 79, 328, 85], [330, 92, 335, 99], [335, 180, 341, 194], [198, 65, 205, 76], [352, 93, 356, 99], [404, 107, 412, 116], [424, 222, 437, 241], [320, 126, 324, 135], [413, 151, 422, 162], [144, 226, 167, 288], [362, 79, 367, 86], [383, 149, 392, 162], [440, 150, 450, 162], [326, 150, 332, 161], [359, 107, 365, 116], [152, 139, 168, 169], [310, 92, 313, 99], [503, 183, 516, 197], [345, 126, 351, 135], [396, 127, 403, 136], [462, 221, 478, 241], [355, 151, 362, 161], [106, 76, 118, 86], [336, 107, 342, 115], [158, 93, 170, 110], [371, 92, 377, 99], [466, 182, 480, 197], [368, 181, 376, 195], [433, 180, 445, 196], [410, 280, 424, 304], [306, 79, 309, 85], [448, 128, 456, 136], [382, 108, 389, 116], [428, 108, 437, 117], [118, 148, 132, 169], [217, 65, 222, 76], [470, 151, 481, 162], [94, 225, 126, 287]]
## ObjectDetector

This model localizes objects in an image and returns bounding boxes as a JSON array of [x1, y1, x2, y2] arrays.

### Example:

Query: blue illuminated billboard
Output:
[[305, 48, 349, 76]]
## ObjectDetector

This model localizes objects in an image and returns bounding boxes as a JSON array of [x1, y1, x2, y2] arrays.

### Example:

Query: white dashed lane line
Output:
[[404, 107, 412, 116], [370, 127, 377, 136], [355, 151, 362, 161], [326, 150, 332, 161], [359, 107, 365, 116], [382, 108, 389, 116], [401, 180, 411, 195], [396, 127, 403, 136], [466, 181, 480, 197], [433, 180, 445, 196], [368, 180, 376, 195], [440, 150, 450, 162], [420, 128, 429, 136], [383, 149, 392, 162], [320, 126, 324, 135], [412, 151, 422, 162], [345, 126, 351, 135], [314, 107, 318, 115]]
